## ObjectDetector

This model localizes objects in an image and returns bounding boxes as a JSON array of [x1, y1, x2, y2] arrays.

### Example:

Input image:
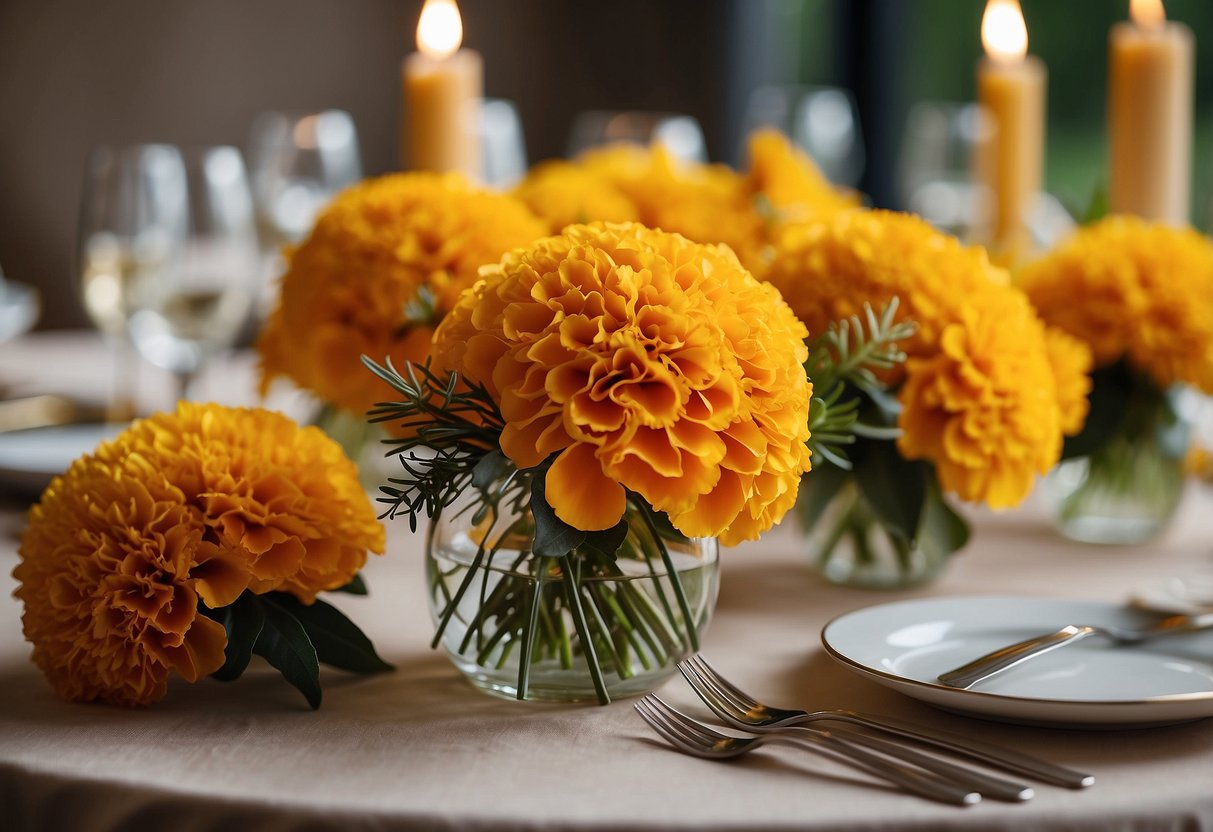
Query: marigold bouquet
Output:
[[14, 403, 389, 708], [362, 221, 886, 704], [1017, 215, 1213, 541], [763, 209, 1090, 584]]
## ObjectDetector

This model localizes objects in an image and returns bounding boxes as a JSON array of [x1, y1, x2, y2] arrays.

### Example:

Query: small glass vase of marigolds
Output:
[[365, 222, 819, 704], [1019, 217, 1213, 545]]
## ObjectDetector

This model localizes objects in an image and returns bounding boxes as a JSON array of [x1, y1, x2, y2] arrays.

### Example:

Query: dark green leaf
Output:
[[851, 438, 928, 544], [795, 461, 850, 531], [916, 478, 971, 561], [1062, 361, 1132, 459], [471, 448, 510, 493], [264, 592, 393, 674], [253, 596, 322, 710], [208, 591, 266, 682], [331, 573, 369, 596], [529, 473, 586, 557], [581, 517, 630, 560]]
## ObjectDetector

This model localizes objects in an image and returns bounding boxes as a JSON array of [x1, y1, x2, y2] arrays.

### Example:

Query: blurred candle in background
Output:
[[402, 0, 483, 177], [976, 0, 1046, 258], [1108, 0, 1194, 225]]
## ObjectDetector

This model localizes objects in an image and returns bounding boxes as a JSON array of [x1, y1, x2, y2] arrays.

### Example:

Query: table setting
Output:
[[4, 0, 1213, 829]]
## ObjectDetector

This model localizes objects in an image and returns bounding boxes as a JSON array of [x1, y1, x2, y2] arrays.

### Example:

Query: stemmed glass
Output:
[[741, 85, 865, 187], [78, 144, 186, 419], [247, 110, 361, 315], [567, 110, 708, 163], [125, 146, 259, 402]]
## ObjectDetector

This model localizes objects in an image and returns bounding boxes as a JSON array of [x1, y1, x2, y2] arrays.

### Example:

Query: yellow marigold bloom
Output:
[[433, 221, 813, 546], [765, 209, 1008, 368], [898, 291, 1063, 509], [745, 129, 859, 224], [258, 172, 546, 414], [766, 208, 1072, 508], [1043, 326, 1094, 436], [512, 160, 638, 233], [14, 403, 384, 706], [1017, 216, 1213, 393]]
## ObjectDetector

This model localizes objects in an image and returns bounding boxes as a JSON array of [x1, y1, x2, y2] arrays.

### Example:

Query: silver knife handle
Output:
[[937, 625, 1097, 690]]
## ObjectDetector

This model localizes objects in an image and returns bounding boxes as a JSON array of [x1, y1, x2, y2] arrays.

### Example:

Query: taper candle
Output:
[[1109, 0, 1194, 225], [402, 0, 483, 177]]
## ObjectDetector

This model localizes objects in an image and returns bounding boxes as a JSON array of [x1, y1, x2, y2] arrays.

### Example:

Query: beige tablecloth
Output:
[[2, 332, 1213, 832]]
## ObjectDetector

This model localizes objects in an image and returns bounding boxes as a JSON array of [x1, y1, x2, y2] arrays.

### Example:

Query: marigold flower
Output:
[[1017, 216, 1213, 393], [1043, 326, 1094, 437], [433, 221, 813, 545], [897, 291, 1063, 508], [765, 209, 1072, 508], [512, 130, 855, 277], [14, 403, 384, 706], [258, 172, 546, 414]]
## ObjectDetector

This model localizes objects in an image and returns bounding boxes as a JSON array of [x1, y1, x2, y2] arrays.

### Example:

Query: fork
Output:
[[635, 695, 981, 806], [678, 655, 1093, 789], [937, 611, 1213, 690]]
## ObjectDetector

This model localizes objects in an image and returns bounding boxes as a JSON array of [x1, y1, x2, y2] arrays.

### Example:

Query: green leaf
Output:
[[1062, 361, 1132, 459], [263, 593, 393, 674], [916, 478, 971, 561], [796, 461, 850, 531], [253, 596, 323, 710], [581, 518, 630, 560], [472, 448, 510, 494], [331, 573, 368, 596], [529, 473, 586, 558], [208, 592, 266, 682], [851, 438, 928, 544]]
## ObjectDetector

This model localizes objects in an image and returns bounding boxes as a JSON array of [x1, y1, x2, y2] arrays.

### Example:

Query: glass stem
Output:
[[174, 369, 195, 404]]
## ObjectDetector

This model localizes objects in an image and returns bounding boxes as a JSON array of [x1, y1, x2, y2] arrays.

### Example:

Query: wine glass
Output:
[[479, 98, 528, 188], [566, 110, 708, 162], [126, 146, 259, 402], [247, 109, 361, 316], [78, 143, 187, 419], [741, 85, 865, 187]]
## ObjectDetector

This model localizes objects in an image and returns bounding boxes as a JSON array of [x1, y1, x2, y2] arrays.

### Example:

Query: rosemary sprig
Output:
[[806, 299, 915, 469]]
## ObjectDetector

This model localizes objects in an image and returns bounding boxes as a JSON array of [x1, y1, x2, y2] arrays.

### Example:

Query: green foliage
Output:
[[805, 299, 915, 469], [201, 590, 394, 710]]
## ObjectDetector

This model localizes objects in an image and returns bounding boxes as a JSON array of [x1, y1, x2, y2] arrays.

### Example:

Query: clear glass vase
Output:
[[800, 475, 961, 590], [1043, 411, 1189, 545], [426, 489, 719, 704]]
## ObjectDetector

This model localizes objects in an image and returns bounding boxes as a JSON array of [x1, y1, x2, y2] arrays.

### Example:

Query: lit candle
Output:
[[975, 0, 1046, 258], [402, 0, 483, 177], [1108, 0, 1194, 225]]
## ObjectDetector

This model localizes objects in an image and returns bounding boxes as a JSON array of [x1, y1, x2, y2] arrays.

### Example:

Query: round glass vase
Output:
[[426, 490, 719, 704], [1042, 395, 1189, 545], [803, 479, 952, 589]]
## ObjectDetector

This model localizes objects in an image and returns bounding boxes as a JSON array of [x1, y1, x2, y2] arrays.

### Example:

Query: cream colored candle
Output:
[[1108, 0, 1194, 225], [402, 0, 483, 177], [976, 0, 1046, 259]]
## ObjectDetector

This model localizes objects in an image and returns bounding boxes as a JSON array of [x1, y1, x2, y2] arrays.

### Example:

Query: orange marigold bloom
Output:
[[258, 172, 546, 414], [1017, 216, 1213, 393], [433, 221, 813, 546], [511, 131, 855, 277], [14, 403, 384, 706], [897, 291, 1063, 508], [1043, 326, 1094, 437], [765, 209, 1073, 508]]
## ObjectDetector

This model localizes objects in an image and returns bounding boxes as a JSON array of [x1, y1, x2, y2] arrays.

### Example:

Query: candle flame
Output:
[[416, 0, 463, 60], [1130, 0, 1166, 30], [981, 0, 1028, 64]]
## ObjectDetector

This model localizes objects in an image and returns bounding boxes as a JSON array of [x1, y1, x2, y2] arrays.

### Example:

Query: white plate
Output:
[[822, 596, 1213, 728], [0, 422, 127, 496]]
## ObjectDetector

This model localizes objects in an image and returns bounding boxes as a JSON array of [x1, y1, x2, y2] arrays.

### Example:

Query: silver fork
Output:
[[679, 655, 1094, 789], [635, 695, 980, 806]]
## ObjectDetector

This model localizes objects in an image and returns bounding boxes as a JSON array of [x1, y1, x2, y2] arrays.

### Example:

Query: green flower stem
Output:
[[611, 584, 667, 666], [579, 583, 631, 680], [559, 555, 610, 705], [641, 504, 700, 652], [515, 556, 549, 700], [590, 582, 652, 673]]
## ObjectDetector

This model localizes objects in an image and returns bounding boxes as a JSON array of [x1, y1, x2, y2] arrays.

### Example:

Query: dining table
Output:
[[2, 330, 1213, 832]]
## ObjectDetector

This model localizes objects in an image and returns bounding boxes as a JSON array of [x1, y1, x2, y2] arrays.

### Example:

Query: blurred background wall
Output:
[[1, 0, 1211, 331]]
